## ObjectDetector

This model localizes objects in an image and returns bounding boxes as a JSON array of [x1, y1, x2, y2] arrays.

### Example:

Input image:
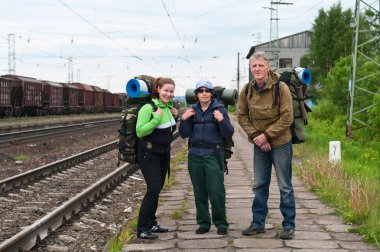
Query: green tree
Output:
[[308, 3, 353, 80]]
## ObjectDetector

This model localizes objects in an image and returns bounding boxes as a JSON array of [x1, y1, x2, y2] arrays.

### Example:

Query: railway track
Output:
[[0, 131, 182, 251], [0, 119, 119, 146]]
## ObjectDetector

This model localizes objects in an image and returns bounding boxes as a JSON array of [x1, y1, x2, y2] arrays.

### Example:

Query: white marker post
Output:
[[329, 141, 341, 163]]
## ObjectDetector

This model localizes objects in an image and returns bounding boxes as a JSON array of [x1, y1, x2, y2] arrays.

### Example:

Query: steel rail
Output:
[[0, 131, 180, 251], [0, 119, 119, 145], [0, 141, 117, 194]]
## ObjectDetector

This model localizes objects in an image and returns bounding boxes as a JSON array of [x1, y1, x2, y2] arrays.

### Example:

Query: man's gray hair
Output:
[[249, 51, 269, 64]]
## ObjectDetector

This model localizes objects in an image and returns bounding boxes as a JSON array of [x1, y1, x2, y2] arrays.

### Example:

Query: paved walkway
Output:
[[123, 119, 378, 252]]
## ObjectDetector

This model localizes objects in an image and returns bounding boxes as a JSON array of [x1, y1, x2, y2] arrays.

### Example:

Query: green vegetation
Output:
[[296, 4, 380, 246], [107, 228, 134, 252], [13, 154, 28, 161], [106, 207, 139, 251], [294, 114, 380, 248], [171, 210, 183, 220]]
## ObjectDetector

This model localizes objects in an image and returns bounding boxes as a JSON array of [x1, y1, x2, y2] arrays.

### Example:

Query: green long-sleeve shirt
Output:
[[136, 98, 176, 146]]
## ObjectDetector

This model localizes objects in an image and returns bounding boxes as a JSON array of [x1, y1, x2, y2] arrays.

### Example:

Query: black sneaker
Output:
[[217, 228, 228, 235], [138, 231, 157, 240], [242, 225, 265, 236], [151, 224, 168, 233], [279, 228, 295, 239], [195, 227, 209, 234]]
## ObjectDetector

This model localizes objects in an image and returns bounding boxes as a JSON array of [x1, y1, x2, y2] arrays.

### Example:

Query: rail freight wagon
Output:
[[120, 93, 128, 110], [42, 81, 64, 115], [91, 85, 104, 113], [2, 74, 43, 116], [61, 83, 80, 114], [0, 77, 13, 117], [112, 93, 122, 112], [72, 82, 94, 113], [102, 89, 113, 112]]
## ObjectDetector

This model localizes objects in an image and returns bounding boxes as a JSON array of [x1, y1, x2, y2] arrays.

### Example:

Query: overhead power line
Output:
[[58, 0, 142, 61]]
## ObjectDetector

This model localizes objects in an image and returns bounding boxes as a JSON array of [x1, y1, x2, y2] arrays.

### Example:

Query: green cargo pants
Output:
[[188, 151, 228, 230]]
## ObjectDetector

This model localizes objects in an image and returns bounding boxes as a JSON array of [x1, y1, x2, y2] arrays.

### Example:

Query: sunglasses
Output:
[[196, 88, 212, 94]]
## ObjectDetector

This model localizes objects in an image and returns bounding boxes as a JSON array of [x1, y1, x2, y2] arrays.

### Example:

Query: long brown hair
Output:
[[151, 77, 175, 99]]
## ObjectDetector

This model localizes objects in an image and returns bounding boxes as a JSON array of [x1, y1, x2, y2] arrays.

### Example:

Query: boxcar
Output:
[[61, 83, 80, 114], [42, 81, 64, 115], [91, 85, 104, 113], [0, 77, 13, 117], [120, 93, 128, 110], [102, 89, 113, 112], [112, 93, 122, 112], [3, 74, 42, 116], [72, 83, 94, 113]]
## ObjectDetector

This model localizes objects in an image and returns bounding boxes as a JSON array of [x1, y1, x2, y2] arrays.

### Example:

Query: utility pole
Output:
[[346, 0, 380, 139], [237, 52, 240, 92], [76, 69, 81, 83], [68, 57, 73, 83], [107, 75, 111, 91], [8, 34, 16, 75], [267, 1, 293, 69]]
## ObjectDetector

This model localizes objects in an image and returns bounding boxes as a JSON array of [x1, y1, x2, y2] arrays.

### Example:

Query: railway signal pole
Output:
[[8, 34, 16, 75], [346, 0, 380, 139]]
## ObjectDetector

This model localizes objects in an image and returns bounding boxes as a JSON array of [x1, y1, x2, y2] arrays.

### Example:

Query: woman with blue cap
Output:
[[179, 80, 234, 235]]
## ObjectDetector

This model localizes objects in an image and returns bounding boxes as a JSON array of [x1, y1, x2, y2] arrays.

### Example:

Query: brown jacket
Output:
[[237, 70, 293, 147]]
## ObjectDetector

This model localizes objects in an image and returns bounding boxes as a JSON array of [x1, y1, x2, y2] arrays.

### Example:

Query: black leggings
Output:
[[137, 150, 170, 233]]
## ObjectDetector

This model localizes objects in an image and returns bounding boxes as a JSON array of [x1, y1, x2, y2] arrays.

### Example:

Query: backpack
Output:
[[212, 86, 235, 167], [117, 75, 156, 165], [245, 68, 312, 144]]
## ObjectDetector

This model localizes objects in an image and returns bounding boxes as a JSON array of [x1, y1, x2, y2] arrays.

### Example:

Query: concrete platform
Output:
[[123, 118, 378, 252]]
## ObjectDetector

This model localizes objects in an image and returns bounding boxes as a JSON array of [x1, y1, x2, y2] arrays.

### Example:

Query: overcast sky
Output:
[[0, 0, 355, 95]]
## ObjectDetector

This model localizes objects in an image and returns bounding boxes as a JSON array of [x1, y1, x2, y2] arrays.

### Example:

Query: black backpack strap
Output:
[[273, 81, 280, 106], [244, 82, 252, 99]]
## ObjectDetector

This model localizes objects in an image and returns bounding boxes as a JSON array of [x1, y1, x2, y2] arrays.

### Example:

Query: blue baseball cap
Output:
[[194, 80, 213, 93]]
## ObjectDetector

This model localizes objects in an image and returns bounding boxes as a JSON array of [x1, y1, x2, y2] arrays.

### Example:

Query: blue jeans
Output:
[[251, 141, 295, 230]]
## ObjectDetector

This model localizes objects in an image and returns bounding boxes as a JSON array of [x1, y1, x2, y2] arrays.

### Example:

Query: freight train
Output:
[[0, 74, 126, 118]]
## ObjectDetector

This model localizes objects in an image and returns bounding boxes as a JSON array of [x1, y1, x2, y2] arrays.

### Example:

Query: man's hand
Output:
[[253, 133, 272, 152]]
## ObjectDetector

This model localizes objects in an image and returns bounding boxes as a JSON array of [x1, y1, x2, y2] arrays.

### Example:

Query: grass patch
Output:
[[13, 154, 28, 161], [294, 115, 380, 248], [106, 207, 139, 251], [107, 228, 134, 252], [171, 210, 183, 220]]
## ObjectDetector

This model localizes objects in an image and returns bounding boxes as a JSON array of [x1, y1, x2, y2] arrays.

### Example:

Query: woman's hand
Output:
[[154, 107, 163, 116], [171, 107, 178, 118], [181, 108, 195, 120], [213, 109, 224, 122]]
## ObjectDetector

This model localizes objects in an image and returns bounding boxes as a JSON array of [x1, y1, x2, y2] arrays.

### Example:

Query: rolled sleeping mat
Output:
[[219, 88, 238, 106], [126, 78, 151, 98], [185, 89, 197, 104], [185, 88, 238, 106], [294, 67, 311, 85]]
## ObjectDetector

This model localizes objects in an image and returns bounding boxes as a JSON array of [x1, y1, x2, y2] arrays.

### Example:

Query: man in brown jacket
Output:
[[237, 51, 296, 239]]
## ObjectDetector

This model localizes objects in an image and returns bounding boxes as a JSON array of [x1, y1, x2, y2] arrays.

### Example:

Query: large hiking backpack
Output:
[[117, 75, 156, 165], [245, 68, 312, 144], [212, 86, 235, 162]]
